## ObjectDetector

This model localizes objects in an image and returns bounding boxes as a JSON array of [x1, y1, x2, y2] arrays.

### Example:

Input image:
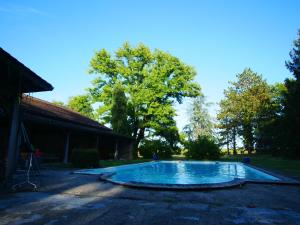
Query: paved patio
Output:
[[1, 168, 300, 225]]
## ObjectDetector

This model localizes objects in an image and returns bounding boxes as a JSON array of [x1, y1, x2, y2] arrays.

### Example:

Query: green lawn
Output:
[[99, 159, 151, 168], [45, 153, 299, 179], [44, 159, 151, 169], [220, 154, 300, 179], [99, 155, 300, 179]]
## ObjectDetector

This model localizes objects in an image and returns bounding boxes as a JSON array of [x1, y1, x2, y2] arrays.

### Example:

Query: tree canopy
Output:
[[49, 29, 300, 160], [286, 29, 300, 80], [67, 94, 95, 119], [216, 29, 300, 158], [88, 42, 201, 158], [217, 68, 274, 153], [281, 29, 300, 157], [111, 82, 130, 135], [183, 95, 214, 141]]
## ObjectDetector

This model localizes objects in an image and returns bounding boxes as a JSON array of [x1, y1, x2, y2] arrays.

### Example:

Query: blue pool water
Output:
[[76, 161, 280, 185]]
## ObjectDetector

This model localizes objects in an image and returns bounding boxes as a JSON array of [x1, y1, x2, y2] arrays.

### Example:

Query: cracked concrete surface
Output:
[[0, 169, 300, 225]]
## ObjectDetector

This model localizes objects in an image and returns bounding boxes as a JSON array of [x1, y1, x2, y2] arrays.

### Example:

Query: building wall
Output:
[[24, 121, 133, 163], [98, 135, 116, 159]]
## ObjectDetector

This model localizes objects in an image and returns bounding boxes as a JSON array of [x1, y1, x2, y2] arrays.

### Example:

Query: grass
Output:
[[99, 159, 151, 168], [43, 153, 300, 179], [220, 154, 300, 179], [43, 162, 72, 169], [100, 154, 300, 179], [43, 159, 151, 169]]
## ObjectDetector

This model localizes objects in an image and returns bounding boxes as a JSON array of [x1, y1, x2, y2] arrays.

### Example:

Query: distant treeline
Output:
[[52, 29, 300, 159], [217, 29, 300, 159]]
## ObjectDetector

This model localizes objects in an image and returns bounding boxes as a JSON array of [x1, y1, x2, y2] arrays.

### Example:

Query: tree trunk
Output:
[[232, 127, 237, 155], [226, 133, 230, 155], [132, 127, 145, 159], [242, 124, 254, 153], [63, 131, 71, 164]]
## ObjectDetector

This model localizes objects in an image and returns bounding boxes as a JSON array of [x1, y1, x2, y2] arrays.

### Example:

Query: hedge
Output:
[[71, 148, 99, 168]]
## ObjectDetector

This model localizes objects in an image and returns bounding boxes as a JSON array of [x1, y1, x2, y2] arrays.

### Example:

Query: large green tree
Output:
[[217, 68, 273, 153], [111, 82, 130, 135], [282, 29, 300, 157], [217, 93, 239, 154], [254, 83, 287, 154], [88, 42, 201, 158]]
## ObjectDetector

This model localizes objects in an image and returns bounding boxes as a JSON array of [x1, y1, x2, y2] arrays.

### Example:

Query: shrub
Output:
[[185, 136, 220, 160], [139, 139, 172, 159], [71, 148, 99, 168]]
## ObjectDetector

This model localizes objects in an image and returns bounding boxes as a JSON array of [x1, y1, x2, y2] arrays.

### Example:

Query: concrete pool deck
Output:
[[1, 168, 300, 225]]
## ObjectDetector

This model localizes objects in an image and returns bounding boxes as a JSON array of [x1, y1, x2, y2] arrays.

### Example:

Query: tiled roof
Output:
[[0, 48, 53, 93], [21, 95, 112, 132]]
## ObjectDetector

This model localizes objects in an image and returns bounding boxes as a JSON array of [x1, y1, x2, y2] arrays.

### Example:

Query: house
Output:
[[21, 96, 134, 163], [0, 48, 53, 183], [0, 48, 133, 185]]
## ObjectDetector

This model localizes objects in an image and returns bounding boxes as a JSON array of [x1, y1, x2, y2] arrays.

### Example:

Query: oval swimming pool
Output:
[[75, 161, 280, 189]]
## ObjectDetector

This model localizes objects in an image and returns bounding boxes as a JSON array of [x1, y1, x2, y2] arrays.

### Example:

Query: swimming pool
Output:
[[75, 161, 281, 189]]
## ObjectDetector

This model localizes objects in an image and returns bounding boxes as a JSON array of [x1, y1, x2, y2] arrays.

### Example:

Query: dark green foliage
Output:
[[153, 117, 181, 155], [111, 82, 130, 135], [71, 148, 99, 168], [185, 136, 220, 160], [255, 83, 287, 155], [139, 139, 172, 159], [217, 29, 300, 159], [281, 29, 300, 158], [88, 42, 201, 158], [256, 30, 300, 158], [286, 29, 300, 80], [217, 68, 274, 153], [217, 30, 300, 159], [281, 80, 300, 157]]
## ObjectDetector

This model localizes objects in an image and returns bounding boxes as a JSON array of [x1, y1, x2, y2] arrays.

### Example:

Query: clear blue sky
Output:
[[1, 0, 299, 130]]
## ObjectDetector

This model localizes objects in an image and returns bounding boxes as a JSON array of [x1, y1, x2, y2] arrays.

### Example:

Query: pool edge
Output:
[[99, 173, 246, 190], [76, 160, 300, 190]]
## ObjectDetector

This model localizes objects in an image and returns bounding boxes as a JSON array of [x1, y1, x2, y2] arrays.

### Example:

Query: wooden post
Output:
[[97, 135, 103, 159], [114, 139, 119, 160], [127, 141, 133, 160], [14, 126, 22, 164], [96, 136, 99, 150], [5, 96, 21, 181], [63, 132, 70, 164]]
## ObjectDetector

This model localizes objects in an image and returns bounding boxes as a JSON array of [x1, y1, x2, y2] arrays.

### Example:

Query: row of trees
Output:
[[217, 69, 285, 153], [55, 29, 299, 159], [217, 30, 300, 158]]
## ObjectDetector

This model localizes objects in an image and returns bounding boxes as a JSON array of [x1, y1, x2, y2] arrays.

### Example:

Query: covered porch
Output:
[[0, 48, 53, 184]]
